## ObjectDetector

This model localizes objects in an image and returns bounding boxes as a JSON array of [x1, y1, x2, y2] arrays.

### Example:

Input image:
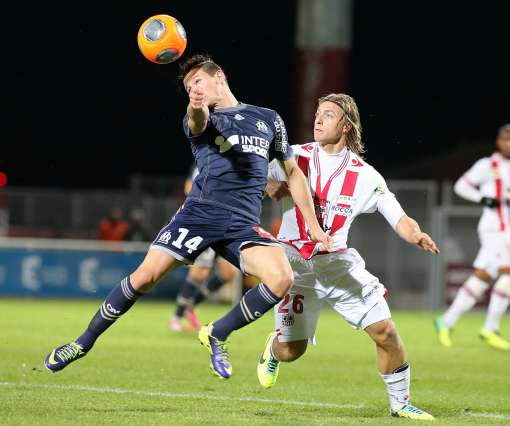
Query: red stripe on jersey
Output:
[[492, 160, 505, 231], [314, 149, 350, 200], [330, 214, 347, 233], [295, 155, 311, 240], [329, 170, 360, 235], [313, 149, 350, 229], [295, 207, 308, 240], [340, 170, 359, 196], [297, 155, 310, 176]]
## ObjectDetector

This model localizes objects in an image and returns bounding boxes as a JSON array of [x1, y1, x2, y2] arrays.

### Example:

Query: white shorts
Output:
[[473, 232, 510, 278], [192, 247, 216, 268], [275, 246, 391, 344]]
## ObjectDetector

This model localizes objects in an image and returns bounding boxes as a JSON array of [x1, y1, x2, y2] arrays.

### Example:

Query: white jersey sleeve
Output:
[[453, 158, 489, 203], [377, 194, 406, 229], [453, 178, 482, 203], [463, 158, 491, 186], [361, 169, 405, 229], [267, 159, 287, 181]]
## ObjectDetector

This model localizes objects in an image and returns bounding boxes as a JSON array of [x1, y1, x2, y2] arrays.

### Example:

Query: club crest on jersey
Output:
[[157, 231, 172, 244], [256, 120, 269, 134], [374, 185, 387, 195]]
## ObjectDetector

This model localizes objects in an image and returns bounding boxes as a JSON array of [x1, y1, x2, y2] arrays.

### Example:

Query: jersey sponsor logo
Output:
[[330, 204, 353, 215], [273, 115, 288, 154], [214, 134, 269, 158], [240, 135, 269, 158], [157, 231, 172, 244], [215, 135, 239, 153], [256, 120, 269, 134], [351, 158, 364, 167], [337, 195, 355, 203]]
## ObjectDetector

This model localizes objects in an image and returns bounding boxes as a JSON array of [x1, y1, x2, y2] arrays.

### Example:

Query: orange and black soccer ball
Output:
[[137, 15, 187, 64]]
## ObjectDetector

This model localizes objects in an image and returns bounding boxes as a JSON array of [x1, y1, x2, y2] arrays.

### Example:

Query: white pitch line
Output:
[[0, 381, 365, 410], [463, 412, 510, 421]]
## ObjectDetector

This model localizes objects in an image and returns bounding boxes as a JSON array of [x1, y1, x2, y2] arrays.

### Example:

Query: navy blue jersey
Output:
[[183, 103, 291, 222]]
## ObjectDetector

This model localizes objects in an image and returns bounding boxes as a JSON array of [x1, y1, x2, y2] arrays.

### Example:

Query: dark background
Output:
[[3, 1, 509, 189]]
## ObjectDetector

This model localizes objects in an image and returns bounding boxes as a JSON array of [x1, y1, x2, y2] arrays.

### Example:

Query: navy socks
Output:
[[211, 283, 281, 341], [76, 276, 142, 351]]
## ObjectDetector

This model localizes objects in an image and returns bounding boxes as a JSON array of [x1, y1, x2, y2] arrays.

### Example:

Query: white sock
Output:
[[443, 275, 488, 328], [484, 291, 510, 332], [443, 290, 477, 328], [269, 334, 280, 361], [381, 363, 410, 412]]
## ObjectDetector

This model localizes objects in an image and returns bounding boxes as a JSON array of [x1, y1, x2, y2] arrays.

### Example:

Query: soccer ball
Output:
[[137, 15, 187, 64]]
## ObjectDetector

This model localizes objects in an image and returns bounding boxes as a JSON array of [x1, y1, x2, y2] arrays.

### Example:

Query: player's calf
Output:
[[257, 336, 307, 388], [209, 282, 284, 342], [272, 339, 308, 362]]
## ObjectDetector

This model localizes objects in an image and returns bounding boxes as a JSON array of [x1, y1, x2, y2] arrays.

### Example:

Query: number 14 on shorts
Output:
[[171, 228, 203, 254]]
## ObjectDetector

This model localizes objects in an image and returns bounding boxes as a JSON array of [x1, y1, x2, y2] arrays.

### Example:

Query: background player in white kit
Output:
[[257, 93, 439, 420], [435, 124, 510, 350]]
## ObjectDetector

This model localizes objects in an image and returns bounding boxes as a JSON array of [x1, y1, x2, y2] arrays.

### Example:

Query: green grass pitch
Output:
[[1, 298, 509, 425]]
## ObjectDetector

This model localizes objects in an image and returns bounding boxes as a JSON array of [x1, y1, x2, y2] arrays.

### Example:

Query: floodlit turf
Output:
[[1, 298, 509, 425]]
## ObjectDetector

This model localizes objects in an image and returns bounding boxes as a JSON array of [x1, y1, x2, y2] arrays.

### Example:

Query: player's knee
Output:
[[276, 340, 307, 362], [494, 274, 510, 297], [473, 269, 494, 286], [464, 274, 490, 299], [266, 269, 294, 297], [369, 319, 399, 348], [188, 267, 210, 283], [130, 268, 159, 293]]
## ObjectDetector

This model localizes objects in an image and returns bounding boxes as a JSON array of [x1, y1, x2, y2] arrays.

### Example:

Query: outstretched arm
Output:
[[187, 88, 209, 136], [395, 215, 440, 254], [376, 189, 439, 254], [279, 158, 332, 250]]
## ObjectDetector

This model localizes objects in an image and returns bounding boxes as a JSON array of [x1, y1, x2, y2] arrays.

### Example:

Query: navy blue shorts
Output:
[[151, 199, 280, 270]]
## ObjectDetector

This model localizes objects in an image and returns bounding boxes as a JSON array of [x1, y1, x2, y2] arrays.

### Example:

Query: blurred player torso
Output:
[[184, 103, 289, 222], [272, 143, 389, 259], [464, 152, 510, 233]]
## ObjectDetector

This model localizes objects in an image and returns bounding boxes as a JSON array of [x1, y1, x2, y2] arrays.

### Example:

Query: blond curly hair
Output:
[[318, 93, 365, 156]]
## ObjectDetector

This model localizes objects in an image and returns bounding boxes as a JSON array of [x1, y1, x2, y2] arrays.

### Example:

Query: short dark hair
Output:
[[179, 54, 223, 81], [498, 123, 510, 135]]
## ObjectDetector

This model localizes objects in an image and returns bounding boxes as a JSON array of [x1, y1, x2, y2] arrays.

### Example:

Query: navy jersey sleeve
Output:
[[182, 114, 210, 141], [271, 113, 292, 161]]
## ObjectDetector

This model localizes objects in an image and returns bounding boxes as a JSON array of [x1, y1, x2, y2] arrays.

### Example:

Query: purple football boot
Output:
[[198, 323, 232, 379], [45, 342, 86, 372]]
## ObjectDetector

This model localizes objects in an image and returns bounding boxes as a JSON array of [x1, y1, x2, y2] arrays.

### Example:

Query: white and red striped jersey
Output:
[[269, 142, 406, 259], [454, 152, 510, 234]]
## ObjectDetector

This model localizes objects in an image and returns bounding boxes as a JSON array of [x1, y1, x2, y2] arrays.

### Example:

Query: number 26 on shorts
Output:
[[278, 294, 304, 314]]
